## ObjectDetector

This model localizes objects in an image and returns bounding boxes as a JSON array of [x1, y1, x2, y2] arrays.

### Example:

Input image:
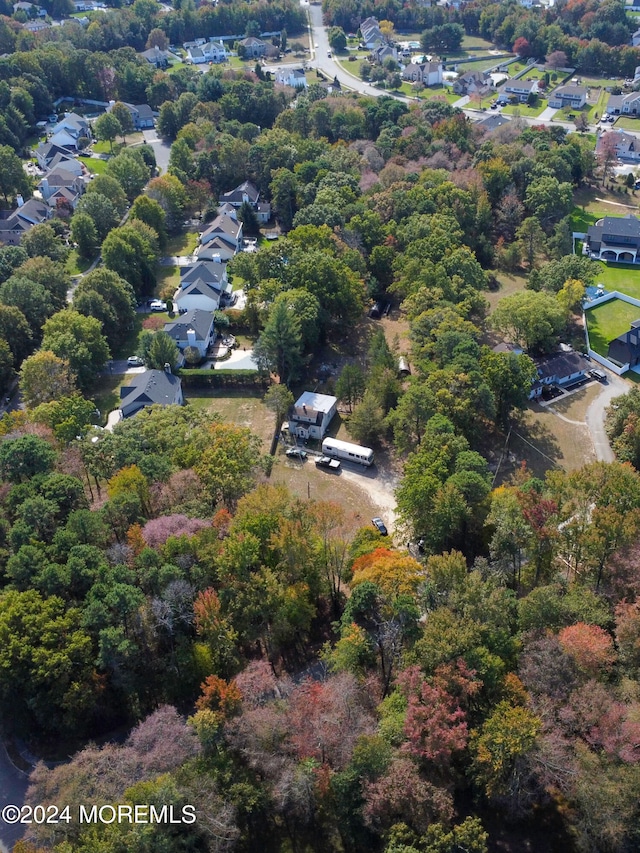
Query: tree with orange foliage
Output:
[[351, 548, 425, 599], [196, 674, 242, 721], [558, 622, 616, 678]]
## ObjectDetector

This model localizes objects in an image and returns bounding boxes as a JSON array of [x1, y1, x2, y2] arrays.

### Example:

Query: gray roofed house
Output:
[[402, 61, 443, 86], [139, 45, 171, 67], [608, 319, 640, 366], [585, 214, 640, 263], [606, 91, 640, 116], [453, 70, 491, 96], [34, 141, 76, 170], [504, 79, 539, 102], [199, 214, 243, 259], [220, 180, 260, 206], [476, 113, 511, 132], [164, 308, 215, 357], [119, 369, 183, 418], [107, 101, 156, 130], [175, 260, 231, 312], [528, 351, 590, 398], [548, 85, 587, 109], [238, 37, 267, 58]]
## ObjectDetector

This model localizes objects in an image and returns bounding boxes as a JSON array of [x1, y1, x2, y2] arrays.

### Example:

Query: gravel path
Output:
[[585, 371, 629, 462]]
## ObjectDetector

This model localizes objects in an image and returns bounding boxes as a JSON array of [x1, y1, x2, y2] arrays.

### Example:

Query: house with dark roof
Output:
[[476, 113, 511, 133], [0, 198, 50, 245], [164, 308, 215, 358], [528, 351, 590, 399], [238, 37, 267, 58], [548, 85, 587, 109], [107, 101, 155, 130], [372, 44, 398, 65], [35, 142, 74, 170], [453, 70, 491, 96], [586, 214, 640, 263], [139, 45, 171, 68], [504, 79, 539, 102], [608, 320, 640, 367], [597, 129, 640, 161], [175, 261, 231, 313], [119, 369, 183, 418], [38, 168, 86, 208], [607, 91, 640, 117], [219, 180, 271, 223], [199, 214, 243, 260]]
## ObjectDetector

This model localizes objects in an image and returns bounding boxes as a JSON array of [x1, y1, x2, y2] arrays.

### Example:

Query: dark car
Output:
[[315, 455, 341, 470], [372, 517, 388, 536], [286, 447, 307, 460]]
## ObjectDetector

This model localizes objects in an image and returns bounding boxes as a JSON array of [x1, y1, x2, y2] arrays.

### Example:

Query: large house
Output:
[[219, 180, 271, 223], [174, 260, 231, 313], [608, 320, 640, 367], [529, 351, 590, 399], [49, 113, 90, 150], [585, 214, 640, 263], [35, 142, 76, 171], [199, 214, 243, 260], [598, 129, 640, 161], [360, 16, 385, 49], [107, 101, 155, 130], [289, 392, 337, 440], [187, 40, 226, 64], [607, 91, 640, 116], [238, 37, 267, 58], [372, 44, 398, 65], [402, 61, 443, 86], [38, 168, 86, 209], [0, 197, 50, 245], [119, 369, 183, 418], [164, 309, 215, 358], [548, 85, 587, 109], [275, 68, 308, 88], [139, 46, 171, 68], [453, 70, 491, 96], [504, 79, 539, 103]]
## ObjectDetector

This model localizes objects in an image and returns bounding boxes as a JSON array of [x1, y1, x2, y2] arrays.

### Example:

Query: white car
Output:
[[149, 299, 166, 312], [127, 355, 144, 367]]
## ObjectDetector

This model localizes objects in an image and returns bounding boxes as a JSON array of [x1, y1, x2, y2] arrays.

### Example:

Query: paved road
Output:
[[585, 370, 629, 462], [141, 129, 171, 175], [0, 741, 28, 852]]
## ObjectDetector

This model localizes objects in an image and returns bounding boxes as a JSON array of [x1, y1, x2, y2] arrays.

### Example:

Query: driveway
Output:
[[585, 371, 629, 462], [537, 106, 559, 122], [140, 129, 171, 174], [0, 741, 28, 852]]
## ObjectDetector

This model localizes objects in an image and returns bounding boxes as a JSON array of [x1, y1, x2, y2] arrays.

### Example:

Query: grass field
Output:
[[185, 389, 275, 451], [589, 261, 640, 300], [461, 35, 496, 50], [585, 298, 640, 356], [612, 116, 640, 131], [165, 231, 199, 255], [456, 57, 506, 73], [502, 99, 548, 117], [485, 271, 528, 314], [79, 156, 108, 175], [66, 249, 93, 276], [156, 266, 180, 299]]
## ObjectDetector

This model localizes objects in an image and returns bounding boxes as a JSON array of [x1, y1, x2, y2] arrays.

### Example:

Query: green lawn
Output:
[[79, 156, 109, 175], [461, 35, 496, 51], [613, 116, 640, 131], [156, 265, 180, 299], [66, 249, 93, 276], [91, 374, 125, 425], [569, 206, 600, 233], [585, 298, 640, 357], [92, 140, 122, 156], [502, 99, 548, 117], [456, 57, 508, 73], [586, 88, 609, 123], [165, 231, 199, 255], [590, 261, 640, 300]]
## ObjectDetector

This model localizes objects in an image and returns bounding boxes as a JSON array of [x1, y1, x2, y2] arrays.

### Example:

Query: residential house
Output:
[[585, 214, 640, 263], [23, 19, 49, 31], [175, 260, 231, 313], [186, 40, 226, 63], [49, 113, 90, 151], [238, 37, 267, 58], [372, 44, 398, 65], [360, 16, 384, 49], [13, 2, 46, 15], [598, 129, 640, 161], [139, 45, 170, 68], [119, 368, 183, 418], [164, 308, 215, 358], [34, 142, 75, 170], [529, 351, 590, 399], [38, 168, 86, 209], [107, 101, 155, 130], [476, 112, 511, 132], [219, 180, 271, 223], [0, 197, 50, 245], [633, 28, 640, 47], [289, 391, 338, 440], [504, 79, 539, 102], [608, 319, 640, 367], [452, 70, 491, 96], [634, 65, 640, 84], [275, 68, 308, 88], [607, 91, 640, 116], [199, 214, 243, 260], [402, 61, 443, 86], [547, 85, 587, 109]]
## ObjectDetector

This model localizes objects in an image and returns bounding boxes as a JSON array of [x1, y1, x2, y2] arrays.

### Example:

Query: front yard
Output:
[[501, 99, 548, 117], [585, 298, 640, 357]]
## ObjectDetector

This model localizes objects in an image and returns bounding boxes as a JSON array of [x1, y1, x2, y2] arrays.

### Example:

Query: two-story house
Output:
[[548, 85, 587, 110], [503, 79, 539, 103], [586, 214, 640, 263], [402, 61, 443, 86]]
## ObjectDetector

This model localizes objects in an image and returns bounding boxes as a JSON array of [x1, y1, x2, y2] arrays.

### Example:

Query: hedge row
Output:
[[179, 368, 268, 388]]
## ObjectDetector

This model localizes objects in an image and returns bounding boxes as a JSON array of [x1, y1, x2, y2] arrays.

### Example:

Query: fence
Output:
[[582, 293, 639, 374]]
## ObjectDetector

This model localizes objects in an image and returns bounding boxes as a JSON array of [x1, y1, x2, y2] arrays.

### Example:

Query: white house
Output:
[[504, 79, 539, 102], [632, 28, 640, 47], [163, 308, 215, 358], [598, 130, 640, 162], [119, 369, 183, 418], [529, 351, 589, 399], [174, 261, 231, 313], [276, 68, 308, 88], [187, 40, 226, 63], [199, 214, 243, 259], [547, 85, 587, 109], [402, 61, 443, 86], [49, 113, 90, 150], [220, 180, 271, 223], [607, 91, 640, 116], [360, 16, 385, 49], [289, 391, 338, 440]]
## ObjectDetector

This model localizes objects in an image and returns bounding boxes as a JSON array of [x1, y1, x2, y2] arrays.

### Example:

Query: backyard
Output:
[[590, 261, 640, 300], [585, 298, 640, 357]]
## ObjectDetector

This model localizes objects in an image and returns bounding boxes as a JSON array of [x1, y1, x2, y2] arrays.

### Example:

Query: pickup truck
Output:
[[315, 455, 341, 470]]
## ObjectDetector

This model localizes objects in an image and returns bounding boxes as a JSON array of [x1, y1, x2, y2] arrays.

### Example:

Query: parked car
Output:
[[127, 355, 144, 367], [286, 447, 307, 460], [590, 369, 607, 383], [315, 455, 341, 470], [149, 299, 166, 312], [327, 50, 332, 57], [372, 517, 388, 536]]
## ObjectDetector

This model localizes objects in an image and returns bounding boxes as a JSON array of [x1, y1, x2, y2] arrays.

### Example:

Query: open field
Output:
[[165, 231, 199, 255], [456, 57, 506, 73], [156, 266, 180, 299], [486, 271, 528, 314], [502, 99, 548, 117], [66, 249, 93, 276], [79, 156, 108, 175], [461, 35, 496, 50], [613, 116, 640, 131], [184, 389, 275, 451], [585, 298, 640, 356]]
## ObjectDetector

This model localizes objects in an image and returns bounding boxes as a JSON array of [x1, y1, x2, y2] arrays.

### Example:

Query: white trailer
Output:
[[321, 437, 374, 467]]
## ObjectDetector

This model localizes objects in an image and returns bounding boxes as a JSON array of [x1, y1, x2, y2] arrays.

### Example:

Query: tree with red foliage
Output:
[[517, 491, 558, 585], [196, 674, 242, 720], [558, 623, 616, 678], [513, 37, 532, 57]]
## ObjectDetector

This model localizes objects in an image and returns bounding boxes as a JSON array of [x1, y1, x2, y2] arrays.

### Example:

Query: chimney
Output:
[[187, 328, 197, 348], [164, 362, 172, 373], [16, 194, 24, 207]]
